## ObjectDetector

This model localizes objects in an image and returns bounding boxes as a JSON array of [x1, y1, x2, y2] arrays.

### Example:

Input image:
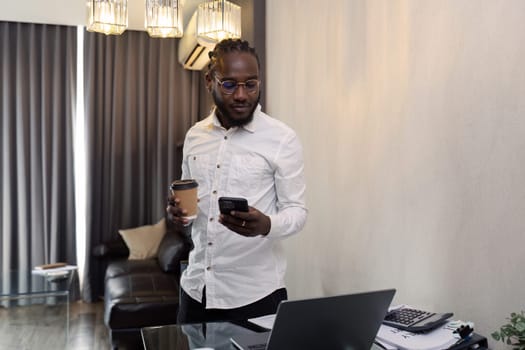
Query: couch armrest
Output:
[[157, 230, 191, 275], [92, 237, 130, 259]]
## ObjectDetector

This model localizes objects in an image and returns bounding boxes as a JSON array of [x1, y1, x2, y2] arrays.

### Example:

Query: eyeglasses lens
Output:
[[219, 79, 259, 94], [221, 81, 237, 93]]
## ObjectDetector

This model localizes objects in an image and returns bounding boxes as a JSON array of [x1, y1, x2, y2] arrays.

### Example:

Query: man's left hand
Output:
[[219, 207, 271, 237]]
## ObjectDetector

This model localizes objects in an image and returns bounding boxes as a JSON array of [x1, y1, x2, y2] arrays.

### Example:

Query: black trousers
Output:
[[177, 287, 287, 324]]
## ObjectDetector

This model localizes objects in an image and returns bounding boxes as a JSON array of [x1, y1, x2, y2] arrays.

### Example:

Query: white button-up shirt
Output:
[[180, 105, 308, 309]]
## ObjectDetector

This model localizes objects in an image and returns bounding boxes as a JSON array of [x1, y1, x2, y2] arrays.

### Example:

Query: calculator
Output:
[[383, 306, 453, 332]]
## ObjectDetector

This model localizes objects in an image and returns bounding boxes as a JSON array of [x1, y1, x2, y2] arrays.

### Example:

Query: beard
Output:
[[212, 90, 260, 128]]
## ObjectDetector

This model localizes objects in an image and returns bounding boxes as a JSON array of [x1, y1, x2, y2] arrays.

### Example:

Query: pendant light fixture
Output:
[[196, 0, 241, 43], [87, 0, 128, 35], [86, 0, 242, 44], [145, 0, 184, 38]]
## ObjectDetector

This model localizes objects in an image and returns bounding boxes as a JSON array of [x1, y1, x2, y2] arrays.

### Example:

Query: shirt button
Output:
[[209, 217, 214, 222], [206, 266, 211, 271], [208, 242, 213, 246], [216, 164, 220, 168], [193, 156, 196, 160], [224, 136, 228, 140], [212, 190, 217, 194]]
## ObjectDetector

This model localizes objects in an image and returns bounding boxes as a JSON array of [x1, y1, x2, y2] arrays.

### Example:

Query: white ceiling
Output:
[[0, 0, 203, 31]]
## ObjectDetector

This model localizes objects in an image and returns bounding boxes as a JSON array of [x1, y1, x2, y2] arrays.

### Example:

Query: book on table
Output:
[[34, 262, 67, 270]]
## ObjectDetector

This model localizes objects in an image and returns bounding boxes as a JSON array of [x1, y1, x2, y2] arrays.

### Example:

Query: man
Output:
[[167, 39, 307, 323]]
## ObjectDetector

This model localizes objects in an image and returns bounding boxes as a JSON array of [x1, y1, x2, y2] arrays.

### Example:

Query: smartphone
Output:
[[218, 197, 249, 214]]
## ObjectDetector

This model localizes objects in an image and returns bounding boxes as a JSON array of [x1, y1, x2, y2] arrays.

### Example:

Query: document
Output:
[[247, 314, 276, 330]]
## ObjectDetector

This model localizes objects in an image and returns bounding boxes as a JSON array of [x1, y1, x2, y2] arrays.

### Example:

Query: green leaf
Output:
[[516, 322, 525, 332]]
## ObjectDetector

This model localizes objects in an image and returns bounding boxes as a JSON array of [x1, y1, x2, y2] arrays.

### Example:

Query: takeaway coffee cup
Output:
[[170, 179, 199, 219]]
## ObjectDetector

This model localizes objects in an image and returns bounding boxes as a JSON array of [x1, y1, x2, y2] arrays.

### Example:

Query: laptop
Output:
[[230, 288, 396, 350]]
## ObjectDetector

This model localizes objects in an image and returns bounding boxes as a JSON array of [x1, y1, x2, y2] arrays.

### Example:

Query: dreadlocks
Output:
[[207, 39, 260, 76]]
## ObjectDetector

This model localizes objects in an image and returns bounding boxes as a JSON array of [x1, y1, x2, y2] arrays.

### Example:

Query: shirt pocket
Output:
[[187, 153, 211, 194], [227, 155, 271, 198]]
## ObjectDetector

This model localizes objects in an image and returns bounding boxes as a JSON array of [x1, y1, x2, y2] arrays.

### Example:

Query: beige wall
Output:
[[266, 1, 525, 348]]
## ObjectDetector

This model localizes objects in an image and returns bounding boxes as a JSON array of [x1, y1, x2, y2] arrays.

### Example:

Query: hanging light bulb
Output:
[[86, 0, 128, 35], [197, 0, 241, 44], [145, 0, 184, 38]]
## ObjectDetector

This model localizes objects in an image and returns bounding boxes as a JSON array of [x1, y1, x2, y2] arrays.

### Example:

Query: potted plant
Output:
[[492, 311, 525, 349]]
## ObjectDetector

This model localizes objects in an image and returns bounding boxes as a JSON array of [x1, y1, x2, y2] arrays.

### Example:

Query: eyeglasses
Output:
[[214, 76, 260, 95]]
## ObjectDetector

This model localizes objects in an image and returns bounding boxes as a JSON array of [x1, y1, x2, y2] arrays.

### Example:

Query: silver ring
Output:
[[242, 220, 246, 227]]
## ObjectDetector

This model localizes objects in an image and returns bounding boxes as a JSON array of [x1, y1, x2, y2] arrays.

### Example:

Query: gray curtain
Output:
[[0, 22, 77, 287], [82, 30, 202, 301]]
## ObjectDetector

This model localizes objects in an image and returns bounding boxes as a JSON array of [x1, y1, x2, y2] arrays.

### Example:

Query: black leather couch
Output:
[[93, 225, 191, 350]]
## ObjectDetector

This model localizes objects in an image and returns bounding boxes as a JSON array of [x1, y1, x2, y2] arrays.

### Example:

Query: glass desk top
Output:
[[141, 321, 383, 350], [142, 321, 260, 350]]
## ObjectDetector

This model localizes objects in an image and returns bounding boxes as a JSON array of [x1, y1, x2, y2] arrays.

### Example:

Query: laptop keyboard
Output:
[[247, 343, 267, 350]]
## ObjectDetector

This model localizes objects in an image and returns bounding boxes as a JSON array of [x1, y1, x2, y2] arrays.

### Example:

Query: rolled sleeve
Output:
[[266, 131, 308, 239]]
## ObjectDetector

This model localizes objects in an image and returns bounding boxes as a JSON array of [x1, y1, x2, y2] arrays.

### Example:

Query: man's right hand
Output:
[[166, 196, 191, 228]]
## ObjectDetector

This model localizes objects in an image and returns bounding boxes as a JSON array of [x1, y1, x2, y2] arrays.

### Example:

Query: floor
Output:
[[0, 300, 111, 350]]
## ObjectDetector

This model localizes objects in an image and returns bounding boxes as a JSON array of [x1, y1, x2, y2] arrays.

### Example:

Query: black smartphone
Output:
[[218, 197, 249, 214]]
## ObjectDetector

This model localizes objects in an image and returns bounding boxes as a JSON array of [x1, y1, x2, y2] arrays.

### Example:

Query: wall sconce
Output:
[[145, 0, 184, 38], [87, 0, 128, 35], [197, 0, 241, 43]]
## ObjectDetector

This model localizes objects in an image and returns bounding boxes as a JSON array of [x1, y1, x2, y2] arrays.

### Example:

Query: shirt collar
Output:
[[207, 104, 261, 133]]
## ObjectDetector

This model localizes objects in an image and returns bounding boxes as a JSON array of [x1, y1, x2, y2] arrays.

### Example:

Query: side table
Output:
[[0, 266, 79, 348]]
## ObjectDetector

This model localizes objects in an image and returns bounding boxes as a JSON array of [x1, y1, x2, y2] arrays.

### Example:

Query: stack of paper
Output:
[[31, 264, 77, 276], [375, 321, 468, 350]]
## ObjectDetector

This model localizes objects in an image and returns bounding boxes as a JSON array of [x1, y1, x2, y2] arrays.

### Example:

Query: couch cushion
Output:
[[104, 272, 180, 329], [118, 218, 166, 260]]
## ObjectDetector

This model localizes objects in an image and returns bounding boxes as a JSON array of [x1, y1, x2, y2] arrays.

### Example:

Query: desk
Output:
[[141, 321, 386, 350], [141, 322, 488, 350]]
